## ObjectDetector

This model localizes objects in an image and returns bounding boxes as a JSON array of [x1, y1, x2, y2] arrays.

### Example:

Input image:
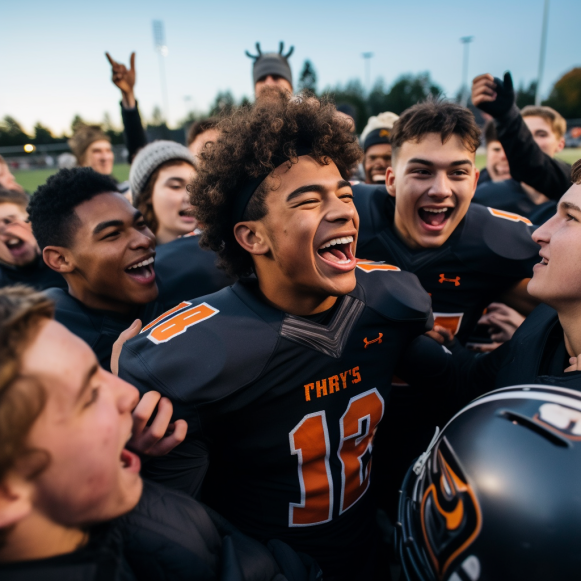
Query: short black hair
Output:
[[483, 120, 499, 146], [28, 168, 119, 250]]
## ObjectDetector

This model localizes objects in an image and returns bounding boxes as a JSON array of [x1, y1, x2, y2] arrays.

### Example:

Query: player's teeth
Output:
[[127, 257, 154, 270], [423, 208, 448, 214], [319, 236, 353, 249]]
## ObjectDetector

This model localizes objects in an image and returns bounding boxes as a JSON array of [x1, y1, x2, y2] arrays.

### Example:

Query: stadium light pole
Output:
[[460, 36, 474, 107], [152, 20, 170, 125], [535, 0, 550, 106], [362, 52, 374, 95]]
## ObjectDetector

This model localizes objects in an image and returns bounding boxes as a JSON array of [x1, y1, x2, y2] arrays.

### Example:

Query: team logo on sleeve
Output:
[[488, 207, 532, 225], [420, 438, 482, 579], [356, 260, 400, 273], [142, 302, 219, 345], [433, 313, 464, 336]]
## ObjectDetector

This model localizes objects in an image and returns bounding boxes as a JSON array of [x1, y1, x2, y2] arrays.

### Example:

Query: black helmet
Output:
[[396, 385, 581, 581]]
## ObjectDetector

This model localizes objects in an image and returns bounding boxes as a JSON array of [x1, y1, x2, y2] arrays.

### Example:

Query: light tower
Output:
[[362, 52, 374, 95], [152, 20, 170, 124]]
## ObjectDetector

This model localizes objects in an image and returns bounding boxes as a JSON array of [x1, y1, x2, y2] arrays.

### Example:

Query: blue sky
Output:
[[2, 0, 579, 134]]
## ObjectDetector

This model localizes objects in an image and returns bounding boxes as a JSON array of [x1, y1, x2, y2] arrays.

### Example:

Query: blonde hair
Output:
[[521, 105, 567, 140]]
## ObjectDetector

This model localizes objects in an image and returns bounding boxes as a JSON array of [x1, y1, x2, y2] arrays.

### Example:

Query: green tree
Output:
[[0, 116, 30, 146], [516, 81, 537, 109], [378, 72, 442, 115], [299, 60, 317, 94], [70, 114, 86, 134], [209, 91, 236, 117], [33, 122, 55, 144], [544, 68, 581, 118], [323, 79, 368, 132]]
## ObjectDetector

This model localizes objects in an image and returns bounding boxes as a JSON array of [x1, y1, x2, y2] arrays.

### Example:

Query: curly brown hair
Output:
[[571, 158, 581, 185], [189, 91, 362, 277]]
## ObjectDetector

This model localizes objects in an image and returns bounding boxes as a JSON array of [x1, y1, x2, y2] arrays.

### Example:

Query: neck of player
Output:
[[0, 511, 88, 563], [67, 282, 138, 316], [255, 264, 339, 317], [558, 303, 581, 360]]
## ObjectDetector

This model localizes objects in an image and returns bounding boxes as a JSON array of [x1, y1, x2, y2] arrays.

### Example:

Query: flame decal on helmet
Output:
[[420, 438, 482, 579]]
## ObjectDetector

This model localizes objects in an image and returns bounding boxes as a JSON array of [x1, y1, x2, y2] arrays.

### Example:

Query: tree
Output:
[[151, 106, 164, 126], [378, 72, 442, 115], [0, 116, 30, 146], [544, 68, 581, 118], [323, 79, 368, 132], [33, 122, 55, 144], [299, 60, 317, 94], [209, 91, 236, 117], [516, 81, 537, 109], [70, 114, 86, 134]]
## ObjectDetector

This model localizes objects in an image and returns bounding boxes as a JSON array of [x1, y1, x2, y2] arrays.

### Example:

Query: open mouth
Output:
[[125, 256, 156, 284], [540, 256, 549, 265], [418, 207, 454, 231], [371, 174, 386, 183], [120, 448, 141, 473], [317, 235, 356, 269]]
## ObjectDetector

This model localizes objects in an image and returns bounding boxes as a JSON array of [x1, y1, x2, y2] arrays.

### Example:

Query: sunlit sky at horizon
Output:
[[2, 0, 580, 135]]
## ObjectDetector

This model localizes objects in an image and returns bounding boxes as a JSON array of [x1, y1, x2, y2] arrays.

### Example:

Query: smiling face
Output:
[[364, 143, 392, 184], [236, 156, 358, 315], [523, 115, 565, 158], [528, 183, 581, 307], [386, 133, 479, 249], [151, 162, 197, 244], [486, 140, 511, 182], [255, 74, 293, 97], [22, 318, 142, 526], [44, 192, 157, 313], [0, 203, 39, 267], [83, 140, 114, 175]]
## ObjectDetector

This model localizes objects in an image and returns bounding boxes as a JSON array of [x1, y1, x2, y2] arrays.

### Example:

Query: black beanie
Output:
[[246, 42, 294, 87]]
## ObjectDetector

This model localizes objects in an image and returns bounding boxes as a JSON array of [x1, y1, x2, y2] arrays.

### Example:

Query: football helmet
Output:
[[396, 384, 581, 580]]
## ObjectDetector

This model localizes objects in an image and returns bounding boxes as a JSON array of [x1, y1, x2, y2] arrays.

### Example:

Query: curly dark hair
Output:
[[572, 158, 581, 185], [27, 168, 119, 250], [391, 97, 481, 154], [189, 91, 362, 277]]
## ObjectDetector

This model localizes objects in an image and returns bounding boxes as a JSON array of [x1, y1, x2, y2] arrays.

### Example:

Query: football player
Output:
[[0, 188, 65, 291], [118, 90, 486, 580], [27, 168, 161, 371]]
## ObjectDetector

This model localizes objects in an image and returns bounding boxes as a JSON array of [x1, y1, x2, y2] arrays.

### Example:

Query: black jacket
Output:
[[0, 481, 321, 581], [495, 105, 571, 200], [121, 102, 148, 163], [0, 257, 66, 291]]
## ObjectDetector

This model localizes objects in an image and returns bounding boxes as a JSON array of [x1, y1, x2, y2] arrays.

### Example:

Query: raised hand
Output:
[[472, 71, 515, 118], [127, 391, 188, 456], [111, 319, 141, 375], [105, 51, 136, 108]]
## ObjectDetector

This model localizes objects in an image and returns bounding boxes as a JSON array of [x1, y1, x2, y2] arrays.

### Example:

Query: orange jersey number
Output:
[[289, 388, 385, 527]]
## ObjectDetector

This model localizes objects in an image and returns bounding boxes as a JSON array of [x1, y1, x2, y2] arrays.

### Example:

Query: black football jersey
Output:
[[119, 266, 447, 579], [0, 257, 66, 291], [46, 288, 163, 372], [354, 183, 540, 343], [155, 233, 235, 309]]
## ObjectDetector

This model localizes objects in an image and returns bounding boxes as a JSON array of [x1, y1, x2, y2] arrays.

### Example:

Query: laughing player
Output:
[[118, 91, 484, 580], [27, 168, 160, 371], [354, 99, 540, 345]]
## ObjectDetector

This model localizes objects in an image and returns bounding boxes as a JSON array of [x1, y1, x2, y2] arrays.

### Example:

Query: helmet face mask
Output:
[[396, 385, 581, 581]]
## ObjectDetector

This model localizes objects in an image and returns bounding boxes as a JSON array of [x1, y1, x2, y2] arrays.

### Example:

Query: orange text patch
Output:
[[304, 366, 361, 402]]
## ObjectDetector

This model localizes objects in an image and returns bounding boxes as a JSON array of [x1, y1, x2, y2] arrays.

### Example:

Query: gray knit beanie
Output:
[[129, 140, 195, 202], [246, 42, 294, 87]]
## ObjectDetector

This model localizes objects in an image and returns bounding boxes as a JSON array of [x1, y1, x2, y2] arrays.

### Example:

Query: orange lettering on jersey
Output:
[[439, 273, 461, 287], [147, 302, 219, 345], [433, 313, 464, 336], [141, 302, 190, 333], [356, 262, 401, 273], [363, 333, 383, 348], [304, 366, 362, 402], [488, 207, 532, 225]]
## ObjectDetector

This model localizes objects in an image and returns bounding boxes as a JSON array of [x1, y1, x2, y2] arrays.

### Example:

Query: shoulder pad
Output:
[[455, 204, 539, 276], [353, 183, 392, 247], [119, 285, 280, 404], [355, 263, 432, 326]]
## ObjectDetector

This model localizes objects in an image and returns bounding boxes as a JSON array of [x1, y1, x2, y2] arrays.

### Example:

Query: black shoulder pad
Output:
[[119, 285, 281, 405], [45, 288, 100, 338], [352, 183, 392, 248], [355, 262, 432, 326], [455, 204, 539, 276]]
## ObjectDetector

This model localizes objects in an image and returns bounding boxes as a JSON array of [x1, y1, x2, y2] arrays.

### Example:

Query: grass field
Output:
[[12, 148, 581, 193]]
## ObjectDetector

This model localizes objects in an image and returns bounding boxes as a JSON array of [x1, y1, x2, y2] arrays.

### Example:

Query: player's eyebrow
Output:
[[560, 201, 581, 214], [407, 158, 472, 167], [75, 362, 99, 403], [286, 180, 352, 202], [93, 210, 143, 235]]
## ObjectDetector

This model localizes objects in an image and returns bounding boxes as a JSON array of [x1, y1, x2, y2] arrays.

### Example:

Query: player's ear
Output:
[[470, 166, 480, 198], [43, 246, 75, 273], [234, 222, 270, 256], [385, 167, 396, 198], [556, 136, 565, 154], [0, 472, 33, 529]]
